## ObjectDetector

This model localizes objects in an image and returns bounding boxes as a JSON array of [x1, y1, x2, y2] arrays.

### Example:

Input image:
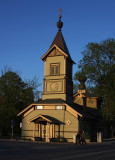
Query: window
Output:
[[50, 63, 60, 75], [56, 105, 63, 110], [37, 106, 43, 109]]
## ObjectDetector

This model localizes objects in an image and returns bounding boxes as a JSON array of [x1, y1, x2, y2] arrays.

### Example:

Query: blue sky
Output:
[[0, 0, 115, 92]]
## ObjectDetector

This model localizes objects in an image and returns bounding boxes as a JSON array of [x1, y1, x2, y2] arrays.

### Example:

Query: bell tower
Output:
[[41, 10, 75, 105]]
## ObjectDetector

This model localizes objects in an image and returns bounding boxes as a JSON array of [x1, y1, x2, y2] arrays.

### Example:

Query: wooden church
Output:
[[17, 12, 105, 142]]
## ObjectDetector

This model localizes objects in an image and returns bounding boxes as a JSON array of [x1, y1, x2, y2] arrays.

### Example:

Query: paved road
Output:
[[0, 139, 115, 160]]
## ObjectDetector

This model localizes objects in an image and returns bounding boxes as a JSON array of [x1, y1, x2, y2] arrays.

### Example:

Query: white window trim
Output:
[[56, 105, 63, 110], [37, 105, 43, 109]]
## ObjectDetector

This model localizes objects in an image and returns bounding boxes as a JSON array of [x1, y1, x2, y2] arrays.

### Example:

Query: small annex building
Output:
[[17, 13, 106, 142]]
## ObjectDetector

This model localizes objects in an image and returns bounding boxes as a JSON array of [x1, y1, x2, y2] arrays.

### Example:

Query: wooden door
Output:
[[42, 125, 46, 141], [42, 124, 55, 142]]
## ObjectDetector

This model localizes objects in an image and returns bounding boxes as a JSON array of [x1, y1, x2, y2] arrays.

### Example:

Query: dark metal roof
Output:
[[74, 91, 98, 98], [18, 97, 101, 120], [30, 115, 61, 124], [42, 115, 60, 123], [82, 92, 98, 98], [36, 98, 66, 104], [50, 31, 73, 61], [73, 103, 102, 119], [37, 99, 101, 120]]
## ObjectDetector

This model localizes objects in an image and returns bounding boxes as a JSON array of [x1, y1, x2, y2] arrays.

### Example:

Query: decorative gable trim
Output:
[[17, 102, 83, 118], [41, 44, 68, 61], [48, 48, 63, 57], [66, 104, 83, 118], [27, 115, 52, 124], [17, 104, 35, 116]]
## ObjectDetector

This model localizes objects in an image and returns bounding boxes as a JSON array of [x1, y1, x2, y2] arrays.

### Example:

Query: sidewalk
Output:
[[0, 137, 115, 145], [102, 138, 115, 142]]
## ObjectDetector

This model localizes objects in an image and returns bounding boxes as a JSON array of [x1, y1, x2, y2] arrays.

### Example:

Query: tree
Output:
[[0, 69, 40, 136], [74, 38, 115, 136]]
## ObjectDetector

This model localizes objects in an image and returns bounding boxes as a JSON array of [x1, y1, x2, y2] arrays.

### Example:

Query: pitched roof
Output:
[[50, 31, 71, 59], [17, 98, 82, 118], [73, 103, 102, 119], [82, 92, 98, 98], [41, 31, 75, 64], [17, 99, 67, 117], [36, 98, 66, 104], [28, 115, 60, 124], [74, 91, 98, 98], [17, 97, 101, 120]]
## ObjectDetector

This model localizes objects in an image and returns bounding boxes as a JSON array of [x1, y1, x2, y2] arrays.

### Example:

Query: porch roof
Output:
[[28, 115, 60, 124]]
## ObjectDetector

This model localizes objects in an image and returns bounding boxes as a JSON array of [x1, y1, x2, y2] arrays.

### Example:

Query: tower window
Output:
[[50, 63, 60, 75]]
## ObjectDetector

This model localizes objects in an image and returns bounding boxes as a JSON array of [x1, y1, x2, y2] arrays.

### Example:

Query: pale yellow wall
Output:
[[42, 53, 67, 100], [74, 97, 83, 106], [21, 107, 79, 142], [44, 56, 65, 76], [87, 98, 97, 109], [43, 94, 66, 100], [74, 96, 97, 109], [42, 49, 73, 104]]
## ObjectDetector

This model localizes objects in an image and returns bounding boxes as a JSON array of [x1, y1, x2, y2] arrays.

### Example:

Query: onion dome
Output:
[[78, 68, 87, 90]]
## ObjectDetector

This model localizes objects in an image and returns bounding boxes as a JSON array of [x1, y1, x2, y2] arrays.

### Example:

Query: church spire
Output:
[[49, 9, 74, 62], [57, 8, 63, 31], [41, 9, 75, 64]]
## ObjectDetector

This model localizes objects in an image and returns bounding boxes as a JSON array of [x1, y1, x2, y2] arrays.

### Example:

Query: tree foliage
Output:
[[0, 69, 40, 136], [74, 38, 115, 122]]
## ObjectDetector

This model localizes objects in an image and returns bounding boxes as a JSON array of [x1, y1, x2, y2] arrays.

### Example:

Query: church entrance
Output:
[[29, 115, 58, 142], [41, 123, 54, 142]]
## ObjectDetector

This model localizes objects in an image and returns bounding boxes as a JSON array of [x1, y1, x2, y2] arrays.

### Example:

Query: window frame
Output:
[[36, 105, 43, 109], [56, 105, 63, 110], [50, 63, 60, 75]]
